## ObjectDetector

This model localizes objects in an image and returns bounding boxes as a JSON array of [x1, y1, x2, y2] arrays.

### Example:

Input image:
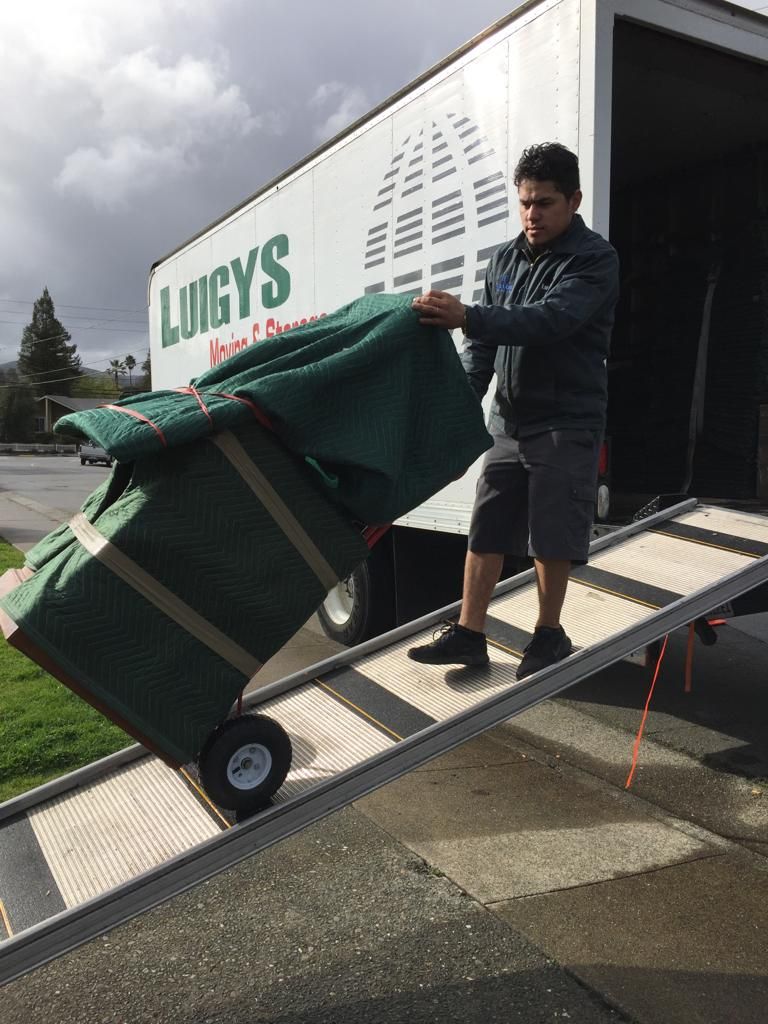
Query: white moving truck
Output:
[[148, 0, 768, 644]]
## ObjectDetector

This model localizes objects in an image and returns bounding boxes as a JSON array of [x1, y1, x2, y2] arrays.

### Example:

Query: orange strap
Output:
[[210, 391, 275, 431], [684, 622, 695, 694], [625, 634, 669, 789], [101, 405, 168, 447], [102, 389, 277, 452], [174, 386, 213, 428]]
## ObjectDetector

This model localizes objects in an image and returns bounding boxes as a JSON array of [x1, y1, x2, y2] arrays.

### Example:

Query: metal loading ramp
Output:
[[2, 498, 768, 985]]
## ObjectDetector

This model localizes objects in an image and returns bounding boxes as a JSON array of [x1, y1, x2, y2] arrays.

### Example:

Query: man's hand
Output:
[[412, 290, 466, 330]]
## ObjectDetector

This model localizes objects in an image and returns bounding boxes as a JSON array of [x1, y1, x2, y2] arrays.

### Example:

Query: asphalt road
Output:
[[0, 454, 111, 514]]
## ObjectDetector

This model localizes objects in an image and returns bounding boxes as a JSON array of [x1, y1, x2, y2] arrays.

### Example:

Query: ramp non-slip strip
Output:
[[569, 565, 680, 609], [649, 521, 768, 559], [678, 508, 768, 545], [315, 666, 437, 740], [0, 815, 66, 936]]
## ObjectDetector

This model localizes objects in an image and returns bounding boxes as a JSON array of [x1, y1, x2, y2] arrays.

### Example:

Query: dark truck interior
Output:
[[608, 17, 768, 514]]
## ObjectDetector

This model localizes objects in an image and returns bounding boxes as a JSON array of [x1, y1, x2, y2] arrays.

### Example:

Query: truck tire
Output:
[[318, 545, 395, 646], [80, 458, 86, 466]]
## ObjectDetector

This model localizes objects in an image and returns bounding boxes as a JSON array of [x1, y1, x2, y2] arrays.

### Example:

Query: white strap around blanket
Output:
[[68, 512, 262, 680], [209, 430, 339, 593]]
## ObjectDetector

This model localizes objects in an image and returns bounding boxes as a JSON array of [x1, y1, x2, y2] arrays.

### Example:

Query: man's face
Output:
[[517, 179, 582, 248]]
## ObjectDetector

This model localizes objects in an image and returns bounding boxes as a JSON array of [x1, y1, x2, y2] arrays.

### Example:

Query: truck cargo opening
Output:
[[607, 19, 768, 515]]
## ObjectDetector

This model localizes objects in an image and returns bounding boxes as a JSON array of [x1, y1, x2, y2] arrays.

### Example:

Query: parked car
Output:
[[79, 440, 113, 467]]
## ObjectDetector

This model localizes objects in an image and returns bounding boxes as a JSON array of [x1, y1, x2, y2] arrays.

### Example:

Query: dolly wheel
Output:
[[199, 714, 292, 813]]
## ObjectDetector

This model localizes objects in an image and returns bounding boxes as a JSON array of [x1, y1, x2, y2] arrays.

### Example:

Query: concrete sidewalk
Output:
[[2, 489, 766, 1023]]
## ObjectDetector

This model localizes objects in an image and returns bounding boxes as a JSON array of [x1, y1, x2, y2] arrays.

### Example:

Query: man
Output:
[[408, 142, 619, 679]]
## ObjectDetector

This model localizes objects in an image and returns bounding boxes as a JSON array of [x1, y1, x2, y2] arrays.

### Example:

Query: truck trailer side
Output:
[[148, 0, 768, 643]]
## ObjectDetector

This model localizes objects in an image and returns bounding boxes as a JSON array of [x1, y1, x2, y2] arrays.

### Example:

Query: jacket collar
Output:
[[511, 213, 588, 256]]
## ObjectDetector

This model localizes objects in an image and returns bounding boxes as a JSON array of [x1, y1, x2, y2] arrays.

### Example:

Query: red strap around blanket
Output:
[[101, 388, 275, 450], [103, 393, 387, 548], [208, 392, 275, 432], [101, 405, 168, 447], [174, 386, 213, 428]]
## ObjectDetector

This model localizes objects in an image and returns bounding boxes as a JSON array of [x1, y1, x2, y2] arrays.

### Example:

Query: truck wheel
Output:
[[198, 714, 292, 813], [318, 546, 395, 646], [80, 458, 86, 466]]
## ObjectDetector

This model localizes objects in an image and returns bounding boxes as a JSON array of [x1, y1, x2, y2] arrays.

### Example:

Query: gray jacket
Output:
[[461, 214, 619, 438]]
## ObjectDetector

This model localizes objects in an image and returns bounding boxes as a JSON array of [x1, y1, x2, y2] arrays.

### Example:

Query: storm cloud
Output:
[[0, 0, 764, 373]]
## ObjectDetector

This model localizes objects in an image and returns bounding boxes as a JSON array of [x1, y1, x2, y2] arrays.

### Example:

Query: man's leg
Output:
[[458, 551, 505, 633], [534, 557, 571, 628], [516, 429, 602, 678], [407, 435, 525, 666]]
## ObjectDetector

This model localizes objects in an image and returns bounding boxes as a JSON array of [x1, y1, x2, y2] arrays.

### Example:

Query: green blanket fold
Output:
[[55, 294, 492, 523]]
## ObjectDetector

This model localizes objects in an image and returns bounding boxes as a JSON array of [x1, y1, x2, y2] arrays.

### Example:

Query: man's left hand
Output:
[[412, 290, 466, 330]]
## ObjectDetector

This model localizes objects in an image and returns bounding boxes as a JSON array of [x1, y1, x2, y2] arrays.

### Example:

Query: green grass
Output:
[[0, 538, 130, 802]]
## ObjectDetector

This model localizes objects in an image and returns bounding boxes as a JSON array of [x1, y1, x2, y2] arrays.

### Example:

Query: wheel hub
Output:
[[226, 742, 272, 790], [322, 574, 355, 626]]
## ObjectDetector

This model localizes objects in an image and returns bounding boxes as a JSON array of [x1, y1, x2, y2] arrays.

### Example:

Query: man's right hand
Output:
[[412, 290, 467, 331]]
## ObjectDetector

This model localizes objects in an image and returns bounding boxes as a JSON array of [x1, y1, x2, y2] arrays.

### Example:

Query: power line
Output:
[[0, 373, 91, 389], [5, 365, 104, 381], [0, 298, 146, 315], [0, 307, 146, 326], [0, 319, 147, 334]]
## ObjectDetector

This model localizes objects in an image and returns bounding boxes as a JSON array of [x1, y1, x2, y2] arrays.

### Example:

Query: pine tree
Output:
[[0, 371, 37, 442], [17, 288, 82, 396]]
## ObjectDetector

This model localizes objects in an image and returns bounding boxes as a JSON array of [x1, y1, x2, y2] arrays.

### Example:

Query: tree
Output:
[[108, 359, 126, 388], [124, 354, 136, 388], [140, 351, 152, 391], [17, 287, 82, 397], [0, 371, 37, 442], [71, 374, 120, 400]]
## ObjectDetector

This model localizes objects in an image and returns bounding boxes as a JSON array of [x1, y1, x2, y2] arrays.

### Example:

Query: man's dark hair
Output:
[[513, 143, 580, 198]]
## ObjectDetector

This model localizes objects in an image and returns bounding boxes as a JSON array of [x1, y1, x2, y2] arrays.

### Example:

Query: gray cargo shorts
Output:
[[468, 429, 602, 565]]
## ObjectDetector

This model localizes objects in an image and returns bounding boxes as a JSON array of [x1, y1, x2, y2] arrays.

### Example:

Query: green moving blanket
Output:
[[53, 294, 492, 524], [0, 294, 491, 765], [2, 421, 369, 764]]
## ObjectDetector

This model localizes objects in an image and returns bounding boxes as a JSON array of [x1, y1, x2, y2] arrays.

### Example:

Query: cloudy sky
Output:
[[1, 0, 765, 375]]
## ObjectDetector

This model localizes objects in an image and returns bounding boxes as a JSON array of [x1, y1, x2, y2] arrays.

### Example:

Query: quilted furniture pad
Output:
[[1, 421, 369, 764]]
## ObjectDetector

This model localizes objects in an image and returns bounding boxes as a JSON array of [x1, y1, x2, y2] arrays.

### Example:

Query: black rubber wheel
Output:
[[80, 458, 86, 466], [198, 714, 292, 813], [318, 545, 395, 646]]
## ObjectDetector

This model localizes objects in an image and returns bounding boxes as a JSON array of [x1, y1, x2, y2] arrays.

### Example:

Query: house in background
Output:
[[36, 395, 106, 436]]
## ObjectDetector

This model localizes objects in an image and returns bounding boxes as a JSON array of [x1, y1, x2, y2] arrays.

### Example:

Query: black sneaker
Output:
[[407, 622, 489, 666], [517, 626, 572, 679]]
